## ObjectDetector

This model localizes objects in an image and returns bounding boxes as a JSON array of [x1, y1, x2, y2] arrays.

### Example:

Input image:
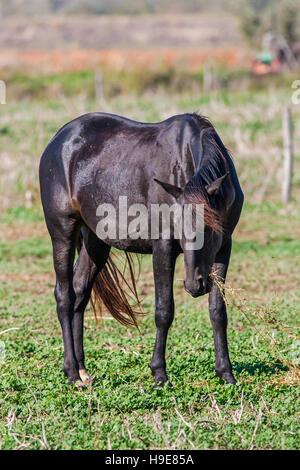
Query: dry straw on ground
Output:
[[209, 270, 300, 386]]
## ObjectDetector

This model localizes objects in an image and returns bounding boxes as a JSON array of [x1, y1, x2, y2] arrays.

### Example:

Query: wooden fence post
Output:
[[95, 70, 103, 102], [203, 65, 212, 94], [281, 107, 293, 204], [0, 80, 6, 104]]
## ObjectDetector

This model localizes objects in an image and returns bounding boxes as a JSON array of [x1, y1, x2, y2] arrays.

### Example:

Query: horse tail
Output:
[[90, 252, 143, 329]]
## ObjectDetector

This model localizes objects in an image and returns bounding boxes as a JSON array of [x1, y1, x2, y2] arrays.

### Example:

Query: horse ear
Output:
[[154, 178, 183, 199], [205, 172, 230, 196]]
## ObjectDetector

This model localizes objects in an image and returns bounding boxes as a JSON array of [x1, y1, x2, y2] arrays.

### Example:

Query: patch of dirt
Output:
[[0, 222, 48, 242], [235, 226, 300, 244], [0, 272, 55, 295]]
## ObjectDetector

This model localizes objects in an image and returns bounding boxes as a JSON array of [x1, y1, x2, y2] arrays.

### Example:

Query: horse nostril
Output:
[[196, 276, 207, 294]]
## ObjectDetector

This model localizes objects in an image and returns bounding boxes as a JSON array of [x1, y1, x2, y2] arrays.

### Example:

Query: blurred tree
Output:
[[236, 0, 299, 47], [0, 0, 298, 33], [277, 0, 299, 44]]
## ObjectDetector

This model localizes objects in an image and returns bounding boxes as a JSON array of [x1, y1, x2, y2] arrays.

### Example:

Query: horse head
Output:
[[154, 172, 229, 297]]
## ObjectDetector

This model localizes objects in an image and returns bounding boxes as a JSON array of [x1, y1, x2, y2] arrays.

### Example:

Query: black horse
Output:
[[39, 112, 243, 388]]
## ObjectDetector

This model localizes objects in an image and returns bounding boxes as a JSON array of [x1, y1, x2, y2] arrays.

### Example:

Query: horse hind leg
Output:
[[72, 227, 110, 385], [49, 216, 85, 387]]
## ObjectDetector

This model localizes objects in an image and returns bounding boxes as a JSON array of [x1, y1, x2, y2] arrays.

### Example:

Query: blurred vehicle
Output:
[[252, 31, 299, 75]]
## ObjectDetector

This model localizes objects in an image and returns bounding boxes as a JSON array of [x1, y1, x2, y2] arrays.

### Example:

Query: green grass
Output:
[[0, 87, 299, 449], [0, 206, 44, 224]]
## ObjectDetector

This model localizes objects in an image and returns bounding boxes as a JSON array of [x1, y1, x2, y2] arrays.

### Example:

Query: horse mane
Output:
[[184, 113, 232, 233], [184, 183, 222, 233]]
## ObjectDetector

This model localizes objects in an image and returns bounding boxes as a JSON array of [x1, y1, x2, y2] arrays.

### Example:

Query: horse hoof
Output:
[[226, 376, 237, 385], [216, 371, 237, 385], [154, 381, 165, 389], [79, 369, 94, 386], [73, 379, 87, 389], [154, 375, 169, 388], [67, 378, 87, 388]]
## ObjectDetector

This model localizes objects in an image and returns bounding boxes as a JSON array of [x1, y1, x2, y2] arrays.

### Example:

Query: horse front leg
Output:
[[209, 238, 236, 384], [150, 240, 177, 388]]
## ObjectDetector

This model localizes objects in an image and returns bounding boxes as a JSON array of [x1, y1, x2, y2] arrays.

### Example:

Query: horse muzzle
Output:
[[184, 276, 212, 297]]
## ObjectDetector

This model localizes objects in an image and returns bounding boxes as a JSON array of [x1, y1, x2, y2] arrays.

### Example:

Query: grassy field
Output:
[[0, 85, 299, 449]]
